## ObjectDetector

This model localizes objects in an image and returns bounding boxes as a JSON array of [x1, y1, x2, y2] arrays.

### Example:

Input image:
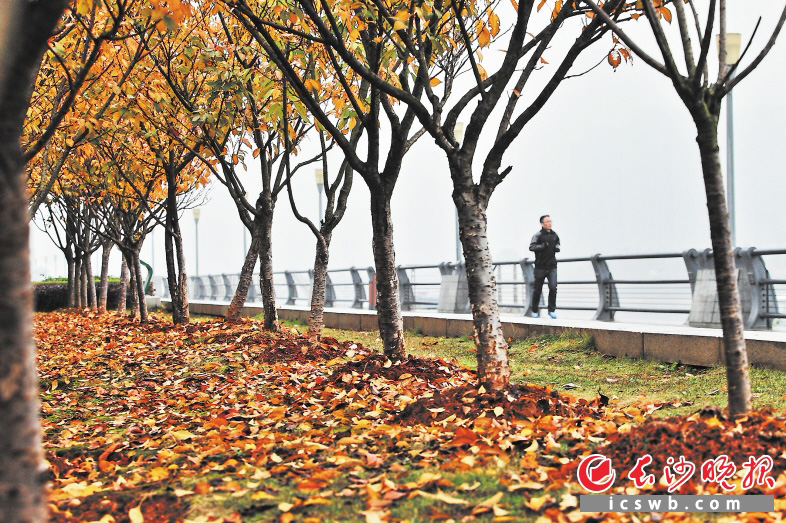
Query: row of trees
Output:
[[1, 0, 785, 520]]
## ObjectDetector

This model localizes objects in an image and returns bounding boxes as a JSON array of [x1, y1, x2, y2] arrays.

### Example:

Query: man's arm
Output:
[[554, 234, 560, 253], [529, 233, 543, 252]]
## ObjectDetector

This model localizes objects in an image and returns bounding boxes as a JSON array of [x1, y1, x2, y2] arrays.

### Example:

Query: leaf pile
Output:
[[34, 311, 786, 523], [594, 407, 786, 492], [395, 384, 605, 426]]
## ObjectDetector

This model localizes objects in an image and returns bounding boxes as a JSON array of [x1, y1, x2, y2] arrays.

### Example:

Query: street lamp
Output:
[[315, 168, 324, 223], [453, 123, 465, 262], [193, 208, 201, 276], [718, 33, 742, 247]]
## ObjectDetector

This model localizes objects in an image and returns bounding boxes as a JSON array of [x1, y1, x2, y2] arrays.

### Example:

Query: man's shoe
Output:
[[548, 312, 557, 319], [531, 312, 538, 318]]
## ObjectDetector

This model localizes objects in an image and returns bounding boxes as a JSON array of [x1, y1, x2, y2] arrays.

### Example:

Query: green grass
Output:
[[263, 315, 786, 419]]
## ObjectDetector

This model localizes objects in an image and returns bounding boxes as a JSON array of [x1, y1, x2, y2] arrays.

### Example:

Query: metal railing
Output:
[[153, 247, 786, 329]]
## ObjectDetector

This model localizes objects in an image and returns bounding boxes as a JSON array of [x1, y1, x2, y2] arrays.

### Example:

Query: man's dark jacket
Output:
[[529, 229, 560, 270]]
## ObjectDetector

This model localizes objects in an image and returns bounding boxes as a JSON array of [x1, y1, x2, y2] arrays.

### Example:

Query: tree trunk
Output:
[[0, 160, 47, 523], [127, 253, 139, 319], [369, 192, 406, 360], [693, 111, 751, 416], [454, 187, 511, 390], [66, 254, 75, 308], [118, 256, 128, 314], [0, 1, 69, 518], [97, 241, 111, 313], [85, 252, 96, 310], [79, 258, 88, 308], [258, 212, 280, 331], [73, 256, 82, 308], [132, 250, 148, 323], [307, 233, 331, 338], [226, 226, 261, 321], [164, 161, 189, 324]]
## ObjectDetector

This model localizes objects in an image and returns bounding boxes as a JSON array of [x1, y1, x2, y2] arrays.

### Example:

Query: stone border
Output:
[[165, 300, 786, 372]]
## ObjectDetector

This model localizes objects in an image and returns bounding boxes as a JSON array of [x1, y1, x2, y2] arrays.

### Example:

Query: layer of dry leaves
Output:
[[36, 311, 786, 523]]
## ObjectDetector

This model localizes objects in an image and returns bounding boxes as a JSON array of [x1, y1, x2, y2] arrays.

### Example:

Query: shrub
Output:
[[33, 282, 127, 312]]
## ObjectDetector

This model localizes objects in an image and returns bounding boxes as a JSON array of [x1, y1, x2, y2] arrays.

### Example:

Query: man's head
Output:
[[540, 215, 552, 231]]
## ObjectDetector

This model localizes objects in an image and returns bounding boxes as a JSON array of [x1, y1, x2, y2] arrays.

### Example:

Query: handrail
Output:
[[152, 247, 785, 329]]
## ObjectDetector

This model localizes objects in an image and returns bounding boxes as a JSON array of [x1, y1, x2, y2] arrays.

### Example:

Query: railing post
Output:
[[737, 248, 778, 329], [682, 248, 706, 294], [247, 273, 259, 302], [520, 258, 539, 316], [208, 275, 220, 300], [397, 266, 414, 311], [591, 254, 619, 321], [367, 267, 376, 310], [437, 262, 470, 313], [221, 274, 232, 301], [284, 270, 298, 305], [325, 272, 336, 308], [349, 267, 366, 309]]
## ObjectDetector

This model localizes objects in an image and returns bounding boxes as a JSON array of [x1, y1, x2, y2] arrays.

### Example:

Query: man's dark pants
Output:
[[531, 267, 557, 313]]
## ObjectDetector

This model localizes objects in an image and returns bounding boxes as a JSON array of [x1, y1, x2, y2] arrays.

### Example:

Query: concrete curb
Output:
[[165, 300, 786, 372]]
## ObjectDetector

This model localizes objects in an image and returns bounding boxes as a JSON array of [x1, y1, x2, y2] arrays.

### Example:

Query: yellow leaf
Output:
[[658, 6, 672, 23], [172, 430, 196, 441], [430, 77, 441, 87], [477, 491, 504, 509], [540, 57, 549, 64], [537, 0, 546, 11], [488, 11, 500, 36], [416, 490, 469, 505], [76, 0, 93, 16], [359, 510, 385, 523], [493, 406, 504, 417], [129, 506, 144, 523], [278, 502, 294, 512], [525, 494, 552, 511], [478, 26, 491, 48], [252, 491, 276, 500], [393, 20, 407, 31], [704, 417, 724, 429], [149, 467, 169, 481]]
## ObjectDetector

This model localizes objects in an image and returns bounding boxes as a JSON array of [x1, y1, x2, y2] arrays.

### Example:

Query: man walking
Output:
[[529, 215, 560, 318]]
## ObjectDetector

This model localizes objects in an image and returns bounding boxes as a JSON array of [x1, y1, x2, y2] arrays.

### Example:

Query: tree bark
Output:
[[307, 233, 332, 338], [66, 254, 75, 308], [454, 185, 511, 390], [163, 160, 189, 324], [692, 109, 751, 416], [73, 256, 83, 308], [79, 258, 88, 308], [132, 250, 148, 323], [97, 241, 112, 313], [127, 253, 139, 319], [258, 211, 280, 331], [118, 256, 128, 315], [0, 163, 48, 523], [369, 191, 406, 360], [226, 225, 261, 321], [0, 1, 70, 519], [85, 252, 96, 310]]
